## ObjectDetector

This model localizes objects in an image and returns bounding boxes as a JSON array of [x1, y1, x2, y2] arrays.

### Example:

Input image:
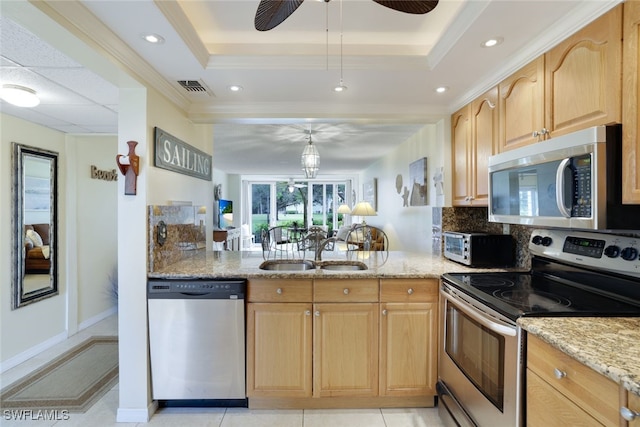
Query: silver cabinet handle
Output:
[[314, 310, 320, 317], [407, 288, 414, 295], [276, 288, 283, 295], [305, 310, 311, 316], [554, 368, 567, 379], [382, 309, 387, 316], [343, 288, 349, 295], [621, 407, 640, 421]]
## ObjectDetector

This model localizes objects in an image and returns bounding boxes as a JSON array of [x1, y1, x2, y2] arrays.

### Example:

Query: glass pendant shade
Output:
[[301, 140, 320, 179]]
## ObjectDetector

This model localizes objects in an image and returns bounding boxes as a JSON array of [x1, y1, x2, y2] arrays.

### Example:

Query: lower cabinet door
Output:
[[379, 302, 437, 397], [247, 303, 312, 397], [313, 303, 379, 397]]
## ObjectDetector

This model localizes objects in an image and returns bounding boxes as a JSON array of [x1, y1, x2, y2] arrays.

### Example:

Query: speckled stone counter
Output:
[[148, 250, 514, 279], [519, 317, 640, 396]]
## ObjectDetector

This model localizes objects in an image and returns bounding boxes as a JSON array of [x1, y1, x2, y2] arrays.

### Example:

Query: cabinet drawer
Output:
[[380, 279, 437, 302], [248, 279, 313, 302], [527, 334, 618, 426], [527, 369, 604, 426], [314, 279, 379, 302]]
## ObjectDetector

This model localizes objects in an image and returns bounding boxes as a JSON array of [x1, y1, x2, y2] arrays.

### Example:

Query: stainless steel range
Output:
[[437, 228, 640, 427]]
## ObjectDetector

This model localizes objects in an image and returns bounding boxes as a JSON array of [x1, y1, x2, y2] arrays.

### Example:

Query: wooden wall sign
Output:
[[91, 165, 118, 181], [154, 127, 212, 181]]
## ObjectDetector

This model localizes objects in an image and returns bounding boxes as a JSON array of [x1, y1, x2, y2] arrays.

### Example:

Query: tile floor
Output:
[[1, 314, 445, 427]]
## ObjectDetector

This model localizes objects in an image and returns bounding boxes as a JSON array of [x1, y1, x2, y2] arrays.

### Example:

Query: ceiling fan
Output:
[[287, 178, 307, 193], [255, 0, 439, 31]]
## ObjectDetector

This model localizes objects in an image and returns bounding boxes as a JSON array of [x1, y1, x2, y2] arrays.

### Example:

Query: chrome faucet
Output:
[[315, 237, 338, 261]]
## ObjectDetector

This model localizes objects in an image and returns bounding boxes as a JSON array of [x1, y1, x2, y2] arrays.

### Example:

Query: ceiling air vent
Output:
[[177, 80, 213, 96]]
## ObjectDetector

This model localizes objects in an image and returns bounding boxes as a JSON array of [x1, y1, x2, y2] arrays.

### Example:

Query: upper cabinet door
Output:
[[623, 0, 640, 204], [471, 87, 498, 206], [545, 4, 622, 139], [498, 57, 546, 152], [451, 105, 471, 206]]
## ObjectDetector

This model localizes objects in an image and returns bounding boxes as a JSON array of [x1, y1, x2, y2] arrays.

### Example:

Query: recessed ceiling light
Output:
[[435, 86, 448, 94], [228, 85, 243, 92], [481, 37, 503, 48], [0, 84, 40, 107], [141, 33, 165, 44]]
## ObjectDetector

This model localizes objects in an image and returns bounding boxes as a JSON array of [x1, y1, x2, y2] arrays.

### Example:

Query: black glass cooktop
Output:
[[442, 261, 640, 321]]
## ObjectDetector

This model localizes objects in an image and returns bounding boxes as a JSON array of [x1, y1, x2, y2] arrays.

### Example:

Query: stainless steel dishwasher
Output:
[[147, 279, 246, 403]]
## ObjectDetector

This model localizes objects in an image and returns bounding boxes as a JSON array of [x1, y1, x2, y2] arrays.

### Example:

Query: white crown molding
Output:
[[448, 0, 623, 113], [154, 0, 209, 69], [207, 54, 430, 71], [188, 102, 447, 124], [29, 0, 191, 112], [426, 0, 492, 70]]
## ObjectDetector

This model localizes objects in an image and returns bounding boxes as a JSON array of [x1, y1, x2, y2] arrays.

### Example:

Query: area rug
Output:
[[1, 336, 118, 413]]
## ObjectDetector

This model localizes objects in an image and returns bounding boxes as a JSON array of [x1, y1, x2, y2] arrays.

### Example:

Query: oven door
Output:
[[438, 282, 523, 427]]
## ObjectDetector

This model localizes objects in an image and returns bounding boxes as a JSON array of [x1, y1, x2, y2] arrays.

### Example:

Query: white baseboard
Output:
[[78, 306, 117, 331], [117, 400, 158, 423], [0, 331, 68, 374], [1, 306, 117, 374]]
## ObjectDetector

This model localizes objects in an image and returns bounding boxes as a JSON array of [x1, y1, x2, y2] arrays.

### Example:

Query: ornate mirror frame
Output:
[[12, 143, 59, 309]]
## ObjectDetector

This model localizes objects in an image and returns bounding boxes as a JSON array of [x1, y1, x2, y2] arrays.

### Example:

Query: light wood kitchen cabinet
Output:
[[499, 5, 622, 152], [498, 57, 546, 151], [247, 279, 313, 397], [623, 0, 640, 204], [622, 390, 640, 426], [451, 104, 472, 206], [247, 277, 437, 408], [526, 334, 619, 427], [544, 4, 622, 138], [379, 279, 438, 397], [247, 303, 312, 397], [313, 279, 379, 397], [451, 88, 497, 207]]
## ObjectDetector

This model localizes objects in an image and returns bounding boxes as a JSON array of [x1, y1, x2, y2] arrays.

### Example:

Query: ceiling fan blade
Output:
[[372, 0, 439, 15], [255, 0, 306, 31]]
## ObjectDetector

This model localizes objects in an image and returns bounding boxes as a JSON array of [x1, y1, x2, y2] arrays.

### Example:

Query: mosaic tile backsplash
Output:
[[148, 205, 207, 272], [435, 206, 533, 269]]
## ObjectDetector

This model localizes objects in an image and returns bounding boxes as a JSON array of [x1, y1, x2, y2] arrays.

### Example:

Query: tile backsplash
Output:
[[434, 206, 532, 269], [148, 205, 207, 272]]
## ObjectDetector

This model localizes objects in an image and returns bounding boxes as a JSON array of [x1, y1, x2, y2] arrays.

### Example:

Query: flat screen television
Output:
[[218, 199, 233, 229]]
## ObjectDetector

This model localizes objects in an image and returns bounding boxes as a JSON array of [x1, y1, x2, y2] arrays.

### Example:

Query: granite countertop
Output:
[[148, 250, 516, 279], [519, 317, 640, 396]]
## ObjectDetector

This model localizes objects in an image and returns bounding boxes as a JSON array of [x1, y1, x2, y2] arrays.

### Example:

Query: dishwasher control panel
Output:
[[148, 279, 246, 299]]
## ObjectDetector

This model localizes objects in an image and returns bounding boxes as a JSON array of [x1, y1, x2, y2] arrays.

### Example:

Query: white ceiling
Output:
[[0, 0, 620, 176]]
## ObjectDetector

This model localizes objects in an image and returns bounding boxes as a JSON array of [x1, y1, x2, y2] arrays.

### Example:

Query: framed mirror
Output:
[[12, 143, 58, 309]]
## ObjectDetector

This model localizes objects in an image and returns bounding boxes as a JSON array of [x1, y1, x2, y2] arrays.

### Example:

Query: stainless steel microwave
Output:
[[488, 125, 640, 230]]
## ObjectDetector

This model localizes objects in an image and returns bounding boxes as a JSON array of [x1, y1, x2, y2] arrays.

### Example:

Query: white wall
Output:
[[360, 119, 449, 253], [71, 135, 118, 325], [116, 87, 215, 422], [1, 114, 68, 366], [0, 114, 120, 369]]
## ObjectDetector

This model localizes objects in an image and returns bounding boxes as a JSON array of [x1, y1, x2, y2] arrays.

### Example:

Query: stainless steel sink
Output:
[[317, 261, 368, 271], [259, 260, 316, 271]]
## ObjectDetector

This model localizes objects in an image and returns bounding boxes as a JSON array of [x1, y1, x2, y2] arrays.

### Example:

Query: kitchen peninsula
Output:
[[149, 249, 514, 409]]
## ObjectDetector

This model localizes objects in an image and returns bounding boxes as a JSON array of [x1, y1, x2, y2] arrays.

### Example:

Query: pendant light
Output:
[[334, 0, 347, 92], [301, 134, 320, 179]]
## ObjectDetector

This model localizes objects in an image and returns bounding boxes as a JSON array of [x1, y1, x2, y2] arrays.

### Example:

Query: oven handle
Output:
[[441, 289, 517, 337]]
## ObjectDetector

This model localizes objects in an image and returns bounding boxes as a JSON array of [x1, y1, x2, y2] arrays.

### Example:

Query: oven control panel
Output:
[[530, 229, 640, 278]]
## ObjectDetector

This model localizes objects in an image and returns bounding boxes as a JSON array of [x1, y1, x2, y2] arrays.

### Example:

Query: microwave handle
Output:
[[555, 158, 572, 218]]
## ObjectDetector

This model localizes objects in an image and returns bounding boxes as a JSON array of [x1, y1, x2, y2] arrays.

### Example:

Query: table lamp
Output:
[[351, 201, 376, 226]]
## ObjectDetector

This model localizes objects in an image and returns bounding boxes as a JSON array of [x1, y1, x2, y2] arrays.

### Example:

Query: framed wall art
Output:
[[409, 157, 428, 206], [363, 178, 377, 210]]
